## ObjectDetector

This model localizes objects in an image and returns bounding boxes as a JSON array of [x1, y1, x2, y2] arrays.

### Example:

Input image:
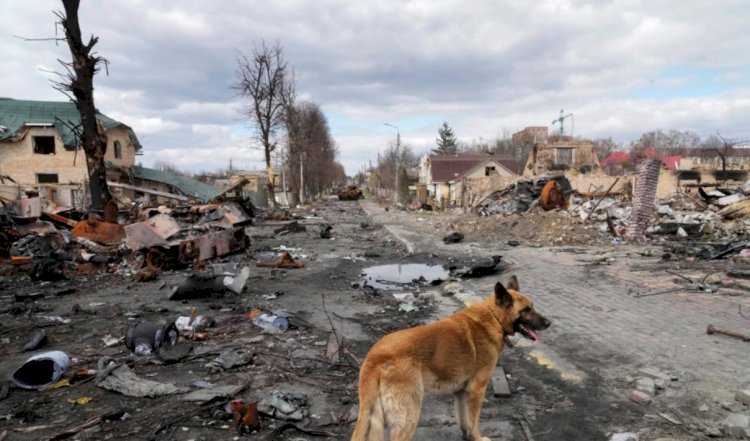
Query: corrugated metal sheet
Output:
[[133, 166, 220, 203]]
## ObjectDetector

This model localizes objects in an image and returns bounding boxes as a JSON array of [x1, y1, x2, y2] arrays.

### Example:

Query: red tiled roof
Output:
[[599, 151, 630, 168], [430, 154, 519, 181], [599, 150, 682, 170]]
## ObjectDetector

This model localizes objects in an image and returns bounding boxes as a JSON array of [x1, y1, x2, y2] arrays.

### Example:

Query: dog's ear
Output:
[[506, 275, 519, 292], [494, 282, 513, 308]]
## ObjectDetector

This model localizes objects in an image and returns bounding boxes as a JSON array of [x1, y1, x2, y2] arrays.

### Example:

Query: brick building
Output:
[[0, 98, 141, 186]]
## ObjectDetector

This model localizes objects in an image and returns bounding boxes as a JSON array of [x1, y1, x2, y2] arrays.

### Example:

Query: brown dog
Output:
[[350, 276, 550, 441]]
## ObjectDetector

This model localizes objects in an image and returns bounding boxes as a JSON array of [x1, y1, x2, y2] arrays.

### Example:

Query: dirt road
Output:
[[1, 198, 748, 440]]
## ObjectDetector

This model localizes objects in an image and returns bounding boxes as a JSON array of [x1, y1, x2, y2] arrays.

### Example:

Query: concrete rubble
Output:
[[470, 172, 750, 260]]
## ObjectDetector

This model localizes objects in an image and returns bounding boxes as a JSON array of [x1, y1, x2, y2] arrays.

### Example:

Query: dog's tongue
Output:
[[521, 324, 542, 343], [530, 329, 542, 343]]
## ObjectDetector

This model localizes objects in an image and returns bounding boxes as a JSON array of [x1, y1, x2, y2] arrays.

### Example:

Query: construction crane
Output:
[[551, 109, 574, 137]]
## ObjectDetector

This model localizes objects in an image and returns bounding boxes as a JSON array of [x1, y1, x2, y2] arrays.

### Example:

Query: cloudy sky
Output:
[[2, 0, 748, 174]]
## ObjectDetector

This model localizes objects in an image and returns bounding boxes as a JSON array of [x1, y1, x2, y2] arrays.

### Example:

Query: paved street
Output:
[[362, 200, 750, 440]]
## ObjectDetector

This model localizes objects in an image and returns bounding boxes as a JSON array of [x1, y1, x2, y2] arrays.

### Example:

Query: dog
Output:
[[350, 276, 550, 441]]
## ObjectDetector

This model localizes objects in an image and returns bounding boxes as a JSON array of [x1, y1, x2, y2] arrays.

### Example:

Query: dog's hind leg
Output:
[[380, 372, 424, 441], [453, 390, 471, 439]]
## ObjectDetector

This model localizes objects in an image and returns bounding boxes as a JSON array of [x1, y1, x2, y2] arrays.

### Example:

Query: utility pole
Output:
[[299, 152, 305, 205], [384, 123, 400, 205]]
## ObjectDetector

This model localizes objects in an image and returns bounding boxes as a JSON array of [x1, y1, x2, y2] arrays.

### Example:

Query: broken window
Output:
[[33, 136, 56, 155], [36, 173, 59, 184], [485, 166, 496, 176], [114, 140, 122, 159], [555, 148, 574, 167]]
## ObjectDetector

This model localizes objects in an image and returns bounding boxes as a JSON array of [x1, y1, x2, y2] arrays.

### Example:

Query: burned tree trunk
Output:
[[58, 0, 113, 215]]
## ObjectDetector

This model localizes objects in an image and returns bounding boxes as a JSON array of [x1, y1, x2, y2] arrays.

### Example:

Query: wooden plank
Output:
[[42, 211, 78, 227], [491, 367, 512, 397]]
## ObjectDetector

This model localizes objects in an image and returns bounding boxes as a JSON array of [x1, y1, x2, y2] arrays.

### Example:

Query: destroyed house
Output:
[[419, 154, 519, 204], [0, 98, 141, 187], [523, 139, 601, 176]]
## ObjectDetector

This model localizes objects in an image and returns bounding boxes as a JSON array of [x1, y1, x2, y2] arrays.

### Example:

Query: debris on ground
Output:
[[442, 231, 464, 244], [256, 251, 304, 269], [457, 255, 508, 279], [320, 223, 333, 238], [274, 220, 307, 236], [11, 351, 71, 389], [96, 363, 188, 397]]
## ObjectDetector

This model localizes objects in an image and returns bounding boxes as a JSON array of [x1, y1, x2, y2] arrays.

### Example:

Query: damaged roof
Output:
[[0, 97, 141, 150], [133, 166, 220, 203], [430, 154, 519, 182]]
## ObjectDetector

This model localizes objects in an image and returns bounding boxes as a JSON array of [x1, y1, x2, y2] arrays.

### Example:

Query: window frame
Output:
[[36, 173, 59, 184], [33, 136, 56, 155], [113, 140, 122, 159]]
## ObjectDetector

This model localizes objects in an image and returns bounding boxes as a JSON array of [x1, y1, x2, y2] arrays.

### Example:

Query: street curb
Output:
[[359, 200, 416, 254]]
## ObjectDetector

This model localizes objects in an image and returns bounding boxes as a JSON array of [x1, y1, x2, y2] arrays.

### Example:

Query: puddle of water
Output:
[[361, 264, 449, 290]]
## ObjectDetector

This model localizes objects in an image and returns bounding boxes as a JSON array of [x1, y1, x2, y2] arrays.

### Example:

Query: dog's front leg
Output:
[[465, 377, 492, 441]]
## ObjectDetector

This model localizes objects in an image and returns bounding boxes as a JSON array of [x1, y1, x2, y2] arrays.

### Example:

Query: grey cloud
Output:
[[1, 0, 749, 174]]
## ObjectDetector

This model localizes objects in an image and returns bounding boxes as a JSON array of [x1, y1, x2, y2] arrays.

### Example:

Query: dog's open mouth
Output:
[[517, 322, 542, 342]]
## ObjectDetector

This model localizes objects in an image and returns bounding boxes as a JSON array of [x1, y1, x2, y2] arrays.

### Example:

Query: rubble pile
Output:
[[0, 198, 255, 277], [475, 176, 573, 216], [471, 174, 750, 252], [456, 209, 612, 246]]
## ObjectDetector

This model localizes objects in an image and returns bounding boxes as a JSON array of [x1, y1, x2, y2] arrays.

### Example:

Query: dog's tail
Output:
[[350, 368, 384, 441]]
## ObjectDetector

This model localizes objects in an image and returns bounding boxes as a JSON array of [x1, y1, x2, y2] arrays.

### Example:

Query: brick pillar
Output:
[[626, 158, 661, 240]]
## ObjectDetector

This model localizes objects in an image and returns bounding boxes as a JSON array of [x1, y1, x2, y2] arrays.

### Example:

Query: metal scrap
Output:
[[71, 219, 125, 245], [257, 251, 304, 269]]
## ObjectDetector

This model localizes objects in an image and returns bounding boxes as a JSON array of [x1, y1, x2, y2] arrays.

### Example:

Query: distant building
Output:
[[419, 153, 519, 205], [512, 126, 548, 146], [665, 147, 750, 170]]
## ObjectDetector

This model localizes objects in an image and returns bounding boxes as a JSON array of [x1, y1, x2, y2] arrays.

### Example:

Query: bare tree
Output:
[[234, 40, 293, 209], [377, 142, 416, 198], [591, 137, 620, 158], [285, 102, 339, 201], [631, 129, 700, 154], [710, 132, 750, 182], [55, 0, 114, 216]]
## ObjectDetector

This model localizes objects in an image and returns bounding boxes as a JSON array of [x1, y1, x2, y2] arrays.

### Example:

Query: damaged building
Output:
[[418, 154, 520, 207], [0, 97, 220, 210], [522, 137, 602, 177], [0, 98, 141, 208]]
